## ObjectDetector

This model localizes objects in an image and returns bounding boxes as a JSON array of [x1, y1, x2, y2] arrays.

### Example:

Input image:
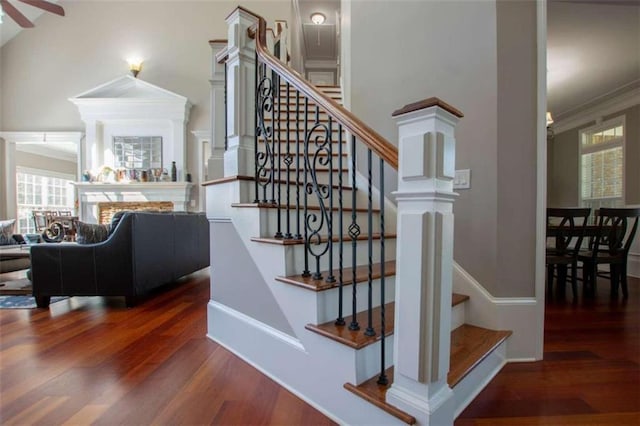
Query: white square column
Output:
[[223, 8, 258, 183], [386, 99, 463, 426]]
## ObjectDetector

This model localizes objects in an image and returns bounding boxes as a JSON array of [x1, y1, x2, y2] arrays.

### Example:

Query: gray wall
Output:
[[548, 104, 640, 207], [0, 141, 6, 218], [496, 0, 538, 295], [346, 0, 537, 297], [211, 221, 295, 336]]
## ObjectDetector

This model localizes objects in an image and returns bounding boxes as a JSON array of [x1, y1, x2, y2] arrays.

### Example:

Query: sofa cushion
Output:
[[0, 219, 18, 246], [76, 221, 110, 244], [109, 211, 130, 235]]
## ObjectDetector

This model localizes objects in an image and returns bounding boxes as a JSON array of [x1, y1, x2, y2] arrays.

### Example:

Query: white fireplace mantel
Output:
[[75, 182, 193, 223]]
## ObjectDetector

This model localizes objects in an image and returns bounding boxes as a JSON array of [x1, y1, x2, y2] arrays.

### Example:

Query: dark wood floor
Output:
[[0, 271, 335, 425], [2, 271, 638, 425], [457, 275, 640, 425]]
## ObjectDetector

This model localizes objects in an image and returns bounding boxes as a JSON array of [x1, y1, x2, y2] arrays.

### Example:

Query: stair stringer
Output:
[[206, 181, 406, 424], [452, 261, 541, 361]]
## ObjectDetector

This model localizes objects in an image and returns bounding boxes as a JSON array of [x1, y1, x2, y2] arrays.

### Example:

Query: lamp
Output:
[[128, 59, 143, 78], [310, 12, 326, 25]]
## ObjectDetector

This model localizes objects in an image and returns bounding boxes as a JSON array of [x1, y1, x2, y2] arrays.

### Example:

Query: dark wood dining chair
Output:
[[578, 207, 640, 298], [546, 208, 591, 299]]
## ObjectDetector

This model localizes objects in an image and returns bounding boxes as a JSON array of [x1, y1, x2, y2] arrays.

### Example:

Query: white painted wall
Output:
[[16, 151, 76, 176], [0, 0, 292, 210]]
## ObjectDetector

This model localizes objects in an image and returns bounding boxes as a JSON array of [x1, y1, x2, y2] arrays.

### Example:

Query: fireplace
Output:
[[97, 201, 174, 224], [75, 182, 193, 224]]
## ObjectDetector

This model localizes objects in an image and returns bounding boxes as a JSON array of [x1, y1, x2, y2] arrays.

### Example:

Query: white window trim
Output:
[[16, 168, 75, 233], [578, 115, 626, 206]]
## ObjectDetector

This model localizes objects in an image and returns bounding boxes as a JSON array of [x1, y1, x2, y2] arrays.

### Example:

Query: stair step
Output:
[[275, 260, 396, 291], [452, 293, 470, 307], [343, 324, 510, 424], [343, 367, 416, 425], [305, 302, 395, 350], [448, 324, 512, 387]]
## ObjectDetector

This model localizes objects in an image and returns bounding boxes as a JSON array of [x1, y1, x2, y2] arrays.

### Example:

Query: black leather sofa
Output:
[[30, 212, 210, 308]]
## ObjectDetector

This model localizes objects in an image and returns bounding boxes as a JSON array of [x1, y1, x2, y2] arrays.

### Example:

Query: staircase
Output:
[[205, 8, 512, 425]]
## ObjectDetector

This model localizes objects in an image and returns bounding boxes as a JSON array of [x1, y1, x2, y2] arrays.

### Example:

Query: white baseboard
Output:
[[452, 262, 541, 361]]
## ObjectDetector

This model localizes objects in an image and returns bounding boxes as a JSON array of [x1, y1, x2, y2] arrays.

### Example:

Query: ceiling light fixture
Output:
[[310, 12, 326, 25]]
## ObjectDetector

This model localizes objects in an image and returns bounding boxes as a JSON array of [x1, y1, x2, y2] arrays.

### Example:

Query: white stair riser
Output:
[[354, 335, 395, 385], [253, 183, 357, 208], [451, 301, 466, 331], [315, 276, 396, 325], [282, 238, 397, 277], [258, 207, 384, 239]]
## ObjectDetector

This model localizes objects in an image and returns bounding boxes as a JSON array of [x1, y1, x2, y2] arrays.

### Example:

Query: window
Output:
[[580, 117, 624, 211], [16, 169, 74, 234], [113, 136, 162, 170]]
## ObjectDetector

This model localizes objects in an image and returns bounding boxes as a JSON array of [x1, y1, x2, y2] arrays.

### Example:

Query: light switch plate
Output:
[[454, 169, 471, 190]]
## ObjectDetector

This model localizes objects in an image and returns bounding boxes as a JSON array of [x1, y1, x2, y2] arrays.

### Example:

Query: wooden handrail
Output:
[[245, 9, 399, 170]]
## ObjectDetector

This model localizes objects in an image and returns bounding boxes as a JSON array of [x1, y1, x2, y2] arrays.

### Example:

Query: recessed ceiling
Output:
[[547, 0, 640, 117]]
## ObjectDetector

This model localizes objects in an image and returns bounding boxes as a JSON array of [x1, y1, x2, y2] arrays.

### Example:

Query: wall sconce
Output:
[[310, 12, 326, 25], [128, 59, 143, 78], [546, 111, 554, 126]]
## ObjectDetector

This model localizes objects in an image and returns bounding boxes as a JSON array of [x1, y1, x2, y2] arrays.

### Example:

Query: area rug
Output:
[[0, 278, 32, 295], [0, 296, 68, 309]]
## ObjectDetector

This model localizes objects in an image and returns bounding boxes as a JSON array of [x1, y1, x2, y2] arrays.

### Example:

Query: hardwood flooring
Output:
[[0, 271, 335, 425], [456, 276, 640, 425], [2, 270, 638, 425]]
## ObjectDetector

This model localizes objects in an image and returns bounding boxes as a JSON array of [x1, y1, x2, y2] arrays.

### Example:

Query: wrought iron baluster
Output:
[[253, 54, 258, 202], [365, 148, 375, 337], [284, 82, 292, 239], [270, 68, 276, 206], [312, 105, 322, 280], [326, 116, 335, 283], [255, 62, 273, 204], [295, 89, 302, 240], [225, 60, 228, 152], [349, 135, 360, 330], [302, 97, 310, 277], [336, 123, 345, 326], [377, 158, 388, 385], [274, 74, 282, 238]]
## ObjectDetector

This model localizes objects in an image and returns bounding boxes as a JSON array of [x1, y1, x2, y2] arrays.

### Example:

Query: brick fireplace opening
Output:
[[98, 202, 174, 224]]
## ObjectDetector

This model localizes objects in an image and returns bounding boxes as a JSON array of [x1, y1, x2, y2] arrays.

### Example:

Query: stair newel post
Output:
[[386, 99, 463, 425], [208, 40, 227, 181], [223, 9, 258, 200]]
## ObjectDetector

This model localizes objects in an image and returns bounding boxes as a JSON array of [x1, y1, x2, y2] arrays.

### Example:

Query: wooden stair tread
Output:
[[231, 203, 380, 213], [452, 293, 470, 307], [277, 260, 396, 291], [448, 324, 512, 387], [343, 367, 416, 425], [344, 324, 510, 424], [306, 302, 395, 349]]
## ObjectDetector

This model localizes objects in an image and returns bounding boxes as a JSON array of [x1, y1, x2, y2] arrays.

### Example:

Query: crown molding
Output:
[[552, 83, 640, 134]]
